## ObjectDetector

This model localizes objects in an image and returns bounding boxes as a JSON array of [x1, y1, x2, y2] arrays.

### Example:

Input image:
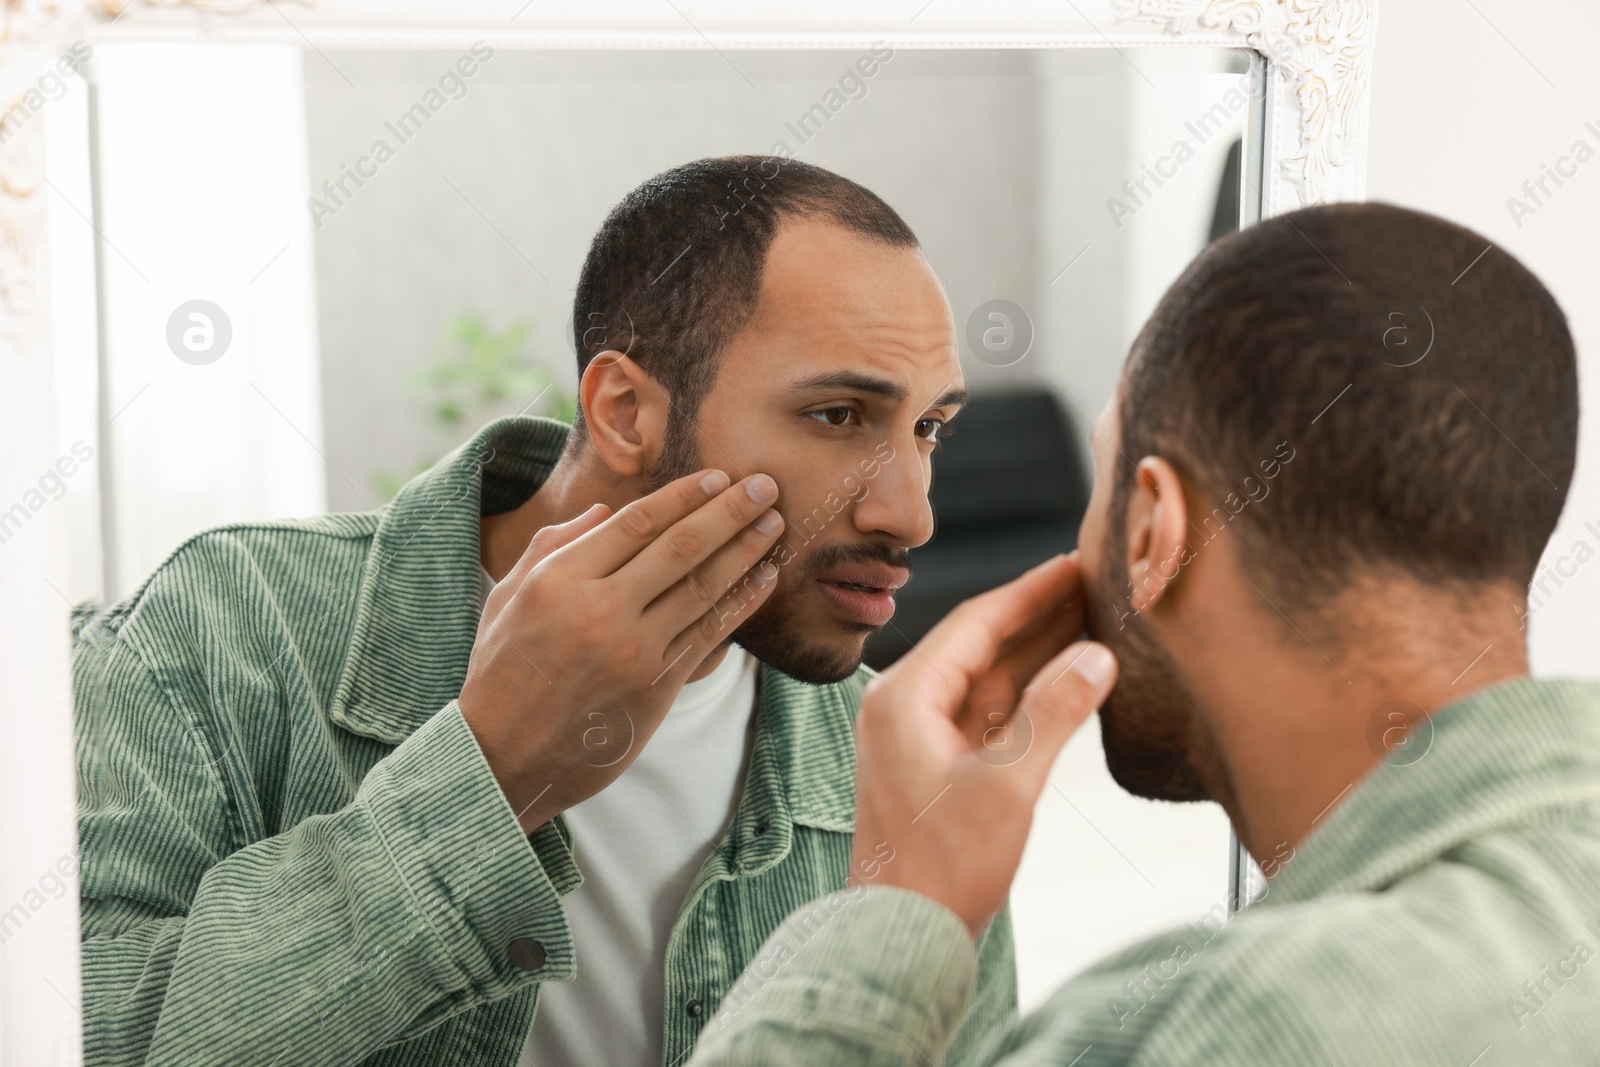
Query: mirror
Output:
[[46, 40, 1263, 1012]]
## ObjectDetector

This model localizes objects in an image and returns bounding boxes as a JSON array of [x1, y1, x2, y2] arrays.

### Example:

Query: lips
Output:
[[815, 563, 909, 627], [817, 563, 909, 594]]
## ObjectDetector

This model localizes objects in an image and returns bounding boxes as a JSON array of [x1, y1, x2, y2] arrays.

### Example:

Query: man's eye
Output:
[[917, 418, 954, 446], [808, 407, 856, 427]]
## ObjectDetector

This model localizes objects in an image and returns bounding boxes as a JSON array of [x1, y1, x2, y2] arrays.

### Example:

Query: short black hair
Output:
[[1119, 201, 1577, 610], [570, 155, 919, 441]]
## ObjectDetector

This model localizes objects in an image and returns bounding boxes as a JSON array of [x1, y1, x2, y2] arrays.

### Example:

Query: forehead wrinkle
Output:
[[746, 312, 956, 379], [786, 314, 958, 365]]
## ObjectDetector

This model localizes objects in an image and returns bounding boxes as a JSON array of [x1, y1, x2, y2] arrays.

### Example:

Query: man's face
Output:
[[649, 219, 965, 684], [1077, 391, 1211, 802]]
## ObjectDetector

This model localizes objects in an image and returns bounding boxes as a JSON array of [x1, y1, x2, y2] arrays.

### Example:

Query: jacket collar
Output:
[[328, 414, 570, 744], [1262, 675, 1600, 907], [746, 662, 863, 835], [327, 414, 860, 830]]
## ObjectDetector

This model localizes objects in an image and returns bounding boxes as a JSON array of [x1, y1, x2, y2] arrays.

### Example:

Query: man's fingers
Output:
[[656, 559, 780, 683], [570, 468, 734, 579], [642, 506, 786, 633], [1014, 641, 1118, 787], [613, 472, 781, 606], [987, 598, 1084, 701], [955, 600, 1081, 754], [898, 553, 1082, 708]]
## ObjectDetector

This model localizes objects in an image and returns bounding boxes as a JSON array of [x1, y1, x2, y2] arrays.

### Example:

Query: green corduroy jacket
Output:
[[688, 675, 1600, 1066], [70, 414, 1017, 1067]]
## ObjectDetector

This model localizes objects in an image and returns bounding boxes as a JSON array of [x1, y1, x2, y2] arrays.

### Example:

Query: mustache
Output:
[[797, 540, 913, 577]]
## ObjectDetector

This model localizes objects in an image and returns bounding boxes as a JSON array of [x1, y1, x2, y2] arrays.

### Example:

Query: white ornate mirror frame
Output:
[[0, 1, 1375, 1061]]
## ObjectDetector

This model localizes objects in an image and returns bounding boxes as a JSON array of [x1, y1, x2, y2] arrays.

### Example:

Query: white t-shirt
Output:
[[480, 566, 760, 1067]]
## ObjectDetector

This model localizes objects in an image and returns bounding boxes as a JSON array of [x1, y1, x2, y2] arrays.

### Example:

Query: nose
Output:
[[850, 439, 935, 549]]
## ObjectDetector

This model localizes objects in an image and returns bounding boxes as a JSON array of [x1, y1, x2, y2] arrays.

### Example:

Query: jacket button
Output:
[[508, 938, 546, 971], [685, 998, 704, 1018], [754, 818, 771, 836]]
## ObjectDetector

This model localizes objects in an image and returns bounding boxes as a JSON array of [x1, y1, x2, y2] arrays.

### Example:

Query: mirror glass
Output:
[[51, 41, 1257, 1007]]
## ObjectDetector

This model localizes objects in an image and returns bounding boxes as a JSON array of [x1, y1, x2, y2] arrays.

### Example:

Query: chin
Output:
[[1100, 704, 1209, 802], [729, 587, 868, 685], [733, 631, 864, 685]]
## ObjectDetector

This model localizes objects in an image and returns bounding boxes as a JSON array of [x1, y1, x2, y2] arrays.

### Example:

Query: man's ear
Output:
[[1123, 456, 1191, 615], [579, 350, 670, 477]]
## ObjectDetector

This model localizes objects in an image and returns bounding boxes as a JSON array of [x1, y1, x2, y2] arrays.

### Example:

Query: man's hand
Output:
[[848, 552, 1117, 937], [460, 468, 785, 831]]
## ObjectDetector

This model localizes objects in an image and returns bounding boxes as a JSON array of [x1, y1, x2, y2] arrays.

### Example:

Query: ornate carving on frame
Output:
[[1112, 0, 1375, 210]]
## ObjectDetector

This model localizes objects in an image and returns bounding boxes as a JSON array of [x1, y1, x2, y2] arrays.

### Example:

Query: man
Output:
[[686, 202, 1600, 1066], [72, 157, 1015, 1066]]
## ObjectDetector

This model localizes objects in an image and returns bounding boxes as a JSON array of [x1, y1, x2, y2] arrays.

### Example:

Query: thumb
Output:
[[1013, 641, 1117, 788]]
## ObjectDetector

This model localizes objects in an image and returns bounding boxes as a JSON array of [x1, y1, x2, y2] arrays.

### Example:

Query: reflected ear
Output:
[[1124, 456, 1191, 615], [579, 351, 668, 477]]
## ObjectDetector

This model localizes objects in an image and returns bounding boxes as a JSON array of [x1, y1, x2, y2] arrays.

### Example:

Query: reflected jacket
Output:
[[71, 414, 1017, 1067]]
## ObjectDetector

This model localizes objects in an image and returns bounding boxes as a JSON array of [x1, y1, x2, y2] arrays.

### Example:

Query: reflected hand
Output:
[[848, 552, 1117, 937], [460, 468, 785, 832]]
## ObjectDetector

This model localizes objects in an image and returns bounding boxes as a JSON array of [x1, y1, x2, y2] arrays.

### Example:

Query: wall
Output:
[[1365, 0, 1600, 677], [305, 48, 1046, 511]]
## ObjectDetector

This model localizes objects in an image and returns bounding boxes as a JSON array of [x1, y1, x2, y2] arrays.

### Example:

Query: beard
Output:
[[643, 426, 885, 685], [1082, 513, 1213, 803]]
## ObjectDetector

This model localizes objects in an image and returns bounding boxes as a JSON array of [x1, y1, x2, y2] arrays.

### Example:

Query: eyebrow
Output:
[[787, 370, 969, 411]]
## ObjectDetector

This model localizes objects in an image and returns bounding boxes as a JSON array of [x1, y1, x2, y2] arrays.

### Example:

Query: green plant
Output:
[[373, 312, 575, 501]]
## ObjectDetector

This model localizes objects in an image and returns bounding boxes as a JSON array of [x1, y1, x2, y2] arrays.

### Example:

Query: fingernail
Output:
[[746, 474, 778, 503], [1071, 643, 1115, 689], [754, 560, 778, 585], [700, 470, 729, 496], [754, 509, 784, 535]]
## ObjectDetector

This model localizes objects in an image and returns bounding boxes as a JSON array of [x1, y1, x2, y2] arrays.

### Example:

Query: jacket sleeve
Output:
[[689, 886, 980, 1067], [74, 617, 579, 1067], [946, 902, 1018, 1066]]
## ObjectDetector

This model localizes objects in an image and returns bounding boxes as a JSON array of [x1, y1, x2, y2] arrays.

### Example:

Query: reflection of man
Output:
[[687, 202, 1600, 1066], [73, 157, 1015, 1066]]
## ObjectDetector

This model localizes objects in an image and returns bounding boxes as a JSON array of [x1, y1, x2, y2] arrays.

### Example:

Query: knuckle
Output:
[[680, 477, 709, 511], [685, 566, 719, 606], [617, 503, 657, 540], [723, 574, 762, 614], [525, 527, 560, 560], [523, 562, 553, 596], [723, 490, 755, 523], [697, 608, 729, 645], [666, 526, 704, 562]]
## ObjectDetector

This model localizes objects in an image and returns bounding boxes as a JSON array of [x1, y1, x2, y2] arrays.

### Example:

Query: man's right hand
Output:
[[459, 468, 785, 832], [847, 553, 1117, 937]]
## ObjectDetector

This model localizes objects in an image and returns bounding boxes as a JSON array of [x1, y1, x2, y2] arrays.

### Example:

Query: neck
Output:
[[1186, 577, 1529, 862], [478, 444, 732, 683]]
